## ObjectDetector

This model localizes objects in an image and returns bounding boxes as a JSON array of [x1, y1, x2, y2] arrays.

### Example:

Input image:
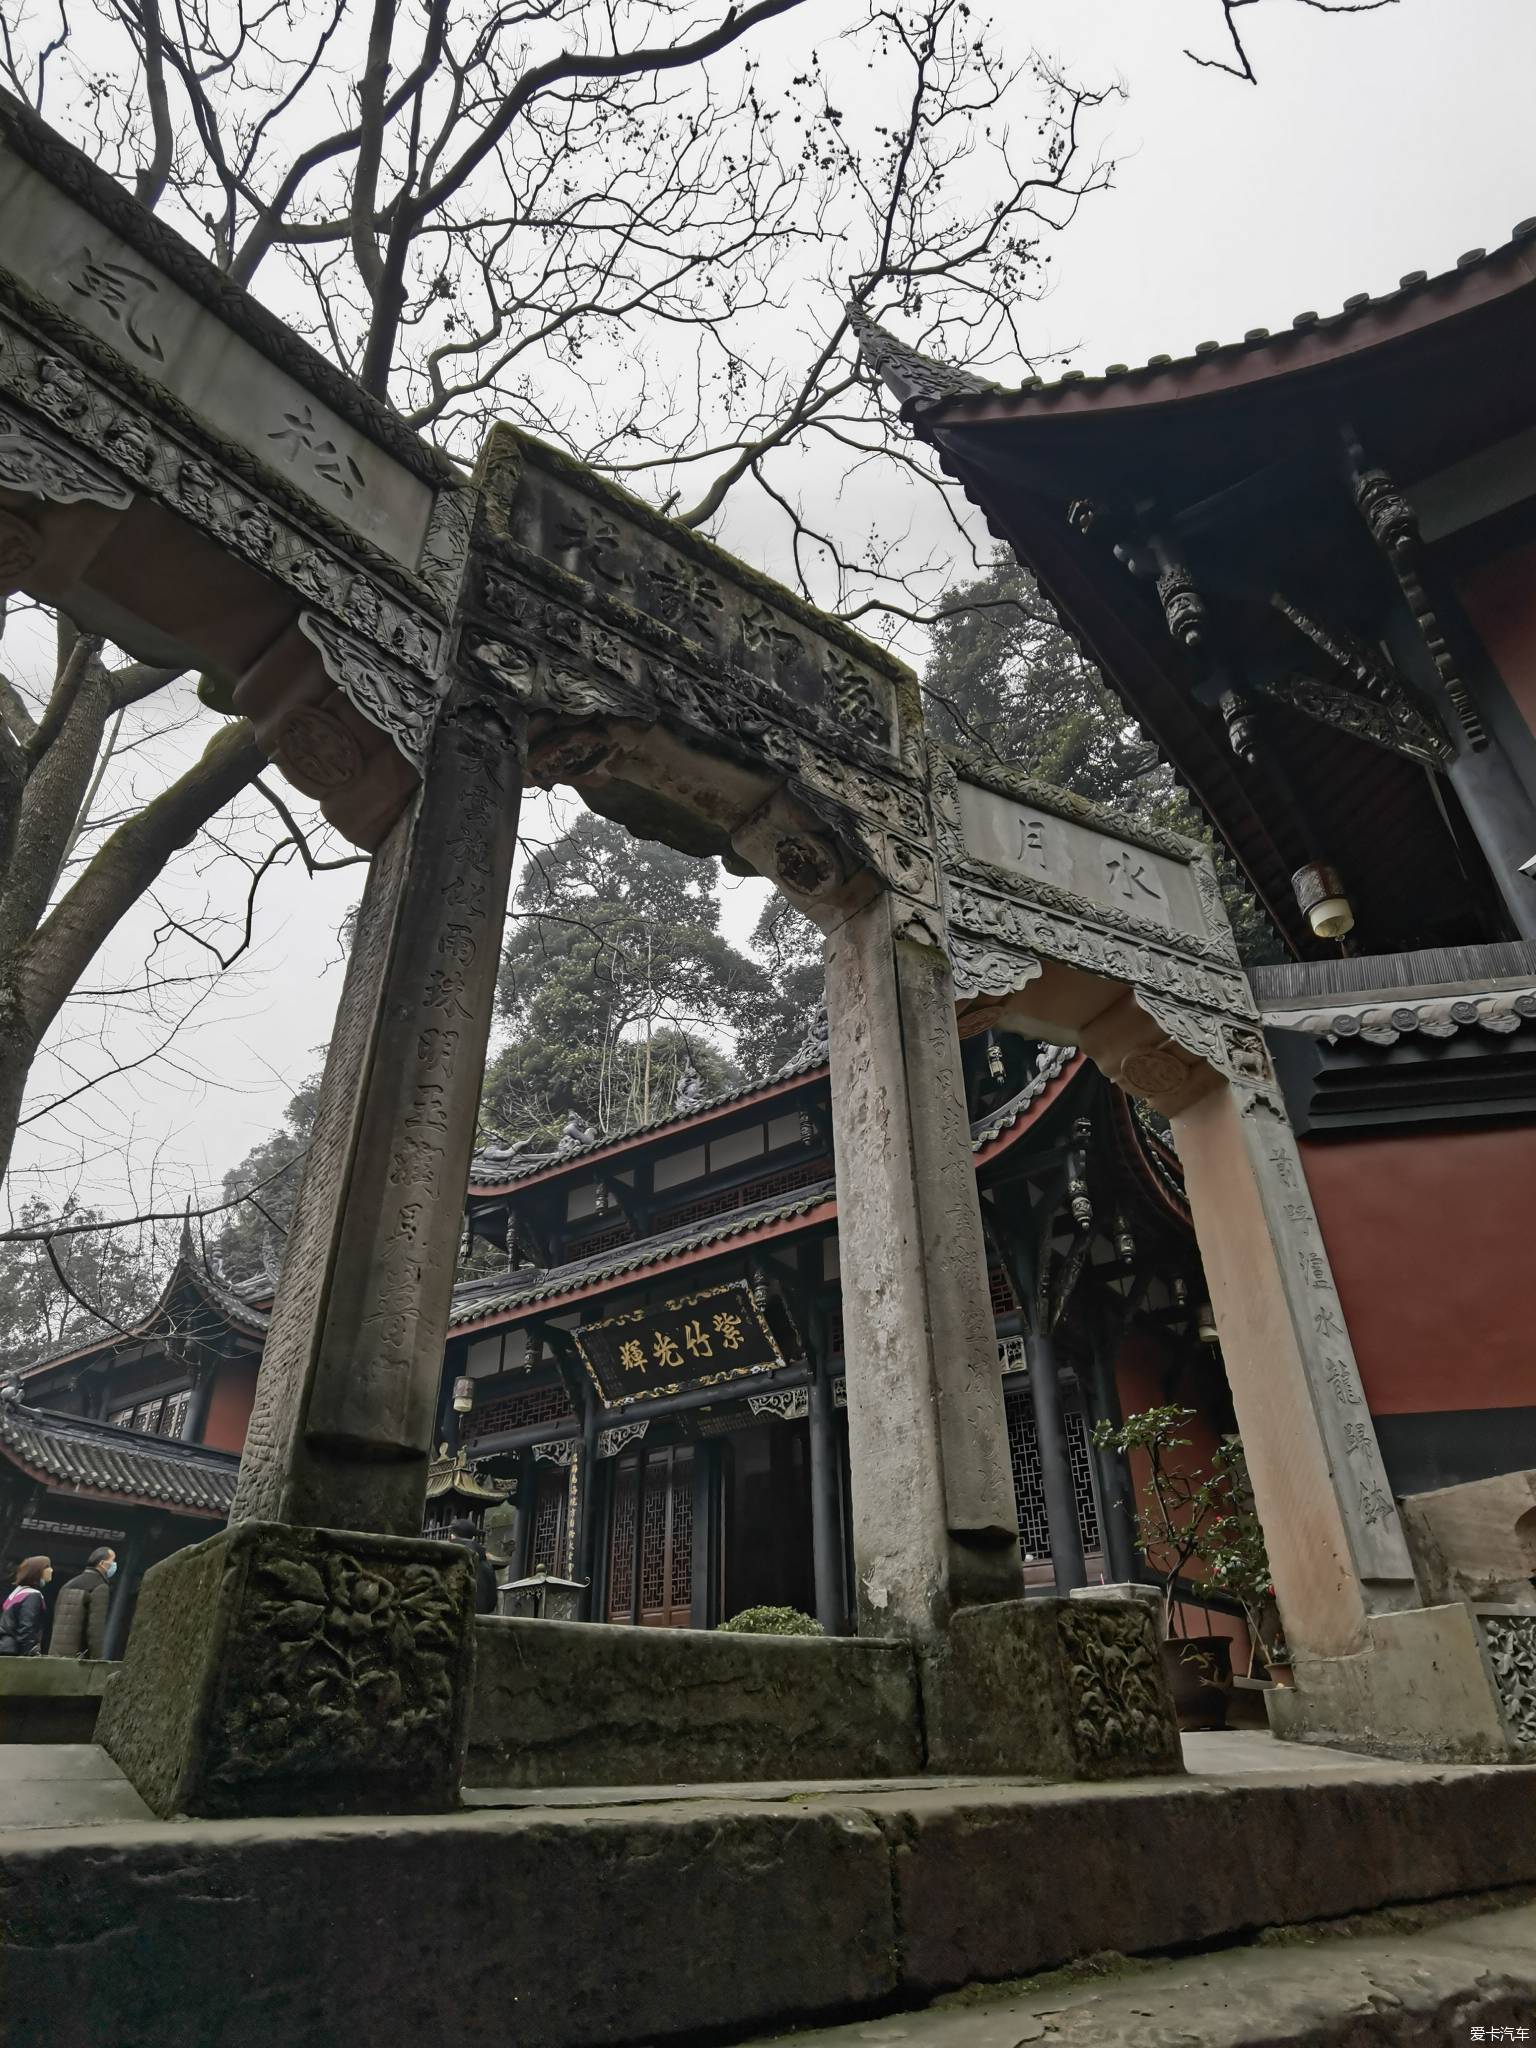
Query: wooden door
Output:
[[607, 1446, 694, 1626]]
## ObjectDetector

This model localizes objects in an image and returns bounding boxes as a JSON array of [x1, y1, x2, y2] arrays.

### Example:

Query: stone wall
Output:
[[466, 1616, 923, 1786]]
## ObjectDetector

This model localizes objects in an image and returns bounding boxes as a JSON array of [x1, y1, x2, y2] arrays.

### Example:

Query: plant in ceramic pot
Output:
[[1090, 1404, 1257, 1728]]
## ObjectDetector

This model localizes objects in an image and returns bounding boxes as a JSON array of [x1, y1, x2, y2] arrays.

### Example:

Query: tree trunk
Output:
[[0, 719, 265, 1184]]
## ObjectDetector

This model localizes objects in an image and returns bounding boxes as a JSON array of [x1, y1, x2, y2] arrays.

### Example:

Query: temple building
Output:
[[5, 1025, 1249, 1654], [853, 222, 1536, 1502]]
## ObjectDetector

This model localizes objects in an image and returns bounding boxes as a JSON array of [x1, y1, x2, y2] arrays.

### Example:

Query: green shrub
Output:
[[717, 1604, 822, 1637]]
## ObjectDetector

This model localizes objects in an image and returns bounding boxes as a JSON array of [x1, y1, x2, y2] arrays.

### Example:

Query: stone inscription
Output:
[[1241, 1100, 1414, 1584], [488, 438, 901, 757], [955, 781, 1199, 941], [0, 151, 433, 566], [233, 811, 413, 1522]]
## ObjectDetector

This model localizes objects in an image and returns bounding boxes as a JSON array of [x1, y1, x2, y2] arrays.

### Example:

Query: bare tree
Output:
[[0, 0, 1393, 1204]]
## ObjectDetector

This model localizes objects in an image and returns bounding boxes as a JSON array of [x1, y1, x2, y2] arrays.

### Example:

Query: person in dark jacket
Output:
[[446, 1519, 498, 1616], [49, 1546, 116, 1659], [0, 1556, 53, 1656]]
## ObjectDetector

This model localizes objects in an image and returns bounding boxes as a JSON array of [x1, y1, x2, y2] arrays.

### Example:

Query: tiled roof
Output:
[[854, 220, 1536, 421], [469, 1040, 828, 1191], [0, 1394, 239, 1516], [449, 1180, 838, 1325], [1263, 986, 1536, 1047], [18, 1246, 271, 1379], [452, 1048, 1086, 1327]]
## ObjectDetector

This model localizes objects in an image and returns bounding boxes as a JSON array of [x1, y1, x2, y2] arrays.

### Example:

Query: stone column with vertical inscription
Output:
[[98, 683, 526, 1818], [1170, 1080, 1418, 1664], [823, 889, 1024, 1644]]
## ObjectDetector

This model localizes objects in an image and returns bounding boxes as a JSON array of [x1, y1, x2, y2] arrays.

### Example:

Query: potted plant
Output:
[[1091, 1405, 1274, 1729]]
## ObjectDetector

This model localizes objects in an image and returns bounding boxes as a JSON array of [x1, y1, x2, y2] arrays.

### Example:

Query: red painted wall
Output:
[[1457, 539, 1536, 742], [1301, 1124, 1536, 1415], [202, 1358, 258, 1452]]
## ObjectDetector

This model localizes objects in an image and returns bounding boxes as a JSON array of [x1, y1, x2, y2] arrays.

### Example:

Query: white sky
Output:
[[9, 0, 1536, 1223]]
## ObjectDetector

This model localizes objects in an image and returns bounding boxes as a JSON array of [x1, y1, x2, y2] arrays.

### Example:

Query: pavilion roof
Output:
[[0, 1392, 238, 1518], [15, 1236, 272, 1382], [853, 224, 1536, 959], [853, 222, 1536, 429], [468, 1031, 829, 1195]]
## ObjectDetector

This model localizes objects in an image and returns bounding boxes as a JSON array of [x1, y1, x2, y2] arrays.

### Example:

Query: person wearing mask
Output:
[[0, 1557, 53, 1656], [49, 1546, 117, 1659], [446, 1519, 498, 1617]]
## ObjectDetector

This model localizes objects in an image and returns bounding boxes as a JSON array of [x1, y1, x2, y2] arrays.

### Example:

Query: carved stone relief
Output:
[[0, 392, 133, 508], [204, 1524, 474, 1809], [0, 310, 444, 687], [298, 612, 442, 771], [1479, 1613, 1536, 1754], [1057, 1603, 1182, 1776]]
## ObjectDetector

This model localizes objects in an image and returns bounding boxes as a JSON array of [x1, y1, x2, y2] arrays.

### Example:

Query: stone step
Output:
[[741, 1898, 1536, 2048], [5, 1748, 1536, 2047]]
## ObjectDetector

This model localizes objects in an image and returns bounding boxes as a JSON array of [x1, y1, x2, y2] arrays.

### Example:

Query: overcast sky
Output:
[[10, 0, 1536, 1226]]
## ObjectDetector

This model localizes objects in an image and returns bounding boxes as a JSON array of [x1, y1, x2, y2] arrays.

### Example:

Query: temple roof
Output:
[[854, 227, 1536, 960], [0, 1389, 239, 1517], [854, 223, 1536, 428], [16, 1238, 273, 1381], [452, 1047, 1081, 1331], [469, 1023, 829, 1194]]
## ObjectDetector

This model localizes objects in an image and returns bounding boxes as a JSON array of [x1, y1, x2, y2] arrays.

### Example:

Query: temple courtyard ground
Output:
[[3, 1732, 1536, 2046]]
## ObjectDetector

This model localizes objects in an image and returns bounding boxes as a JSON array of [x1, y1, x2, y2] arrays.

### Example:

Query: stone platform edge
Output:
[[5, 1763, 1536, 2048]]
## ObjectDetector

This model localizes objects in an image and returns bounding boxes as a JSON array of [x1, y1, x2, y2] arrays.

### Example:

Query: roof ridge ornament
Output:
[[846, 301, 1002, 409]]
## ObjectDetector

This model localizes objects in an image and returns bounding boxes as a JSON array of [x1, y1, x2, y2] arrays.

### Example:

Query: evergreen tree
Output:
[[925, 556, 1279, 963], [0, 1196, 159, 1363], [480, 816, 760, 1146], [732, 896, 825, 1079], [212, 1079, 320, 1287]]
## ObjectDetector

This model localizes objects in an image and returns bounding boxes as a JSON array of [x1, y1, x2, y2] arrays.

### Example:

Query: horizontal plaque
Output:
[[574, 1280, 783, 1406], [0, 152, 436, 569], [954, 777, 1210, 944]]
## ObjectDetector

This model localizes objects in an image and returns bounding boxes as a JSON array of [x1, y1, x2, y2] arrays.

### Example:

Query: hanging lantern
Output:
[[986, 1033, 1006, 1083], [452, 1375, 475, 1415], [1196, 1303, 1221, 1346], [1292, 861, 1355, 941]]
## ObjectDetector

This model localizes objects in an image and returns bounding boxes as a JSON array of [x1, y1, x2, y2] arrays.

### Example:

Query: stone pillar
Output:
[[233, 687, 525, 1535], [1172, 1078, 1519, 1760], [823, 892, 1023, 1641], [1170, 1082, 1418, 1662], [1024, 1332, 1088, 1596], [97, 685, 525, 1817]]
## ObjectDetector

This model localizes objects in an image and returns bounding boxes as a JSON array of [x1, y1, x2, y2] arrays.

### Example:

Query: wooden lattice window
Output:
[[465, 1383, 573, 1439], [1004, 1392, 1101, 1563], [652, 1158, 830, 1234], [530, 1467, 568, 1575], [606, 1448, 693, 1625]]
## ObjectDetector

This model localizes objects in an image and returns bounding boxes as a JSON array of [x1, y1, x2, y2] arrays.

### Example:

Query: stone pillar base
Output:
[[1265, 1603, 1516, 1765], [96, 1522, 475, 1819], [919, 1598, 1183, 1779]]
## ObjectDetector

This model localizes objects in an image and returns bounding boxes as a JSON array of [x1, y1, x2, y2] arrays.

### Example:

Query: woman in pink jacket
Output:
[[0, 1556, 53, 1656]]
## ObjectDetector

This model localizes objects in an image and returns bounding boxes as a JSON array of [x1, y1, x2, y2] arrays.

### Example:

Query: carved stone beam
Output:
[[234, 613, 435, 850], [0, 393, 133, 599]]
